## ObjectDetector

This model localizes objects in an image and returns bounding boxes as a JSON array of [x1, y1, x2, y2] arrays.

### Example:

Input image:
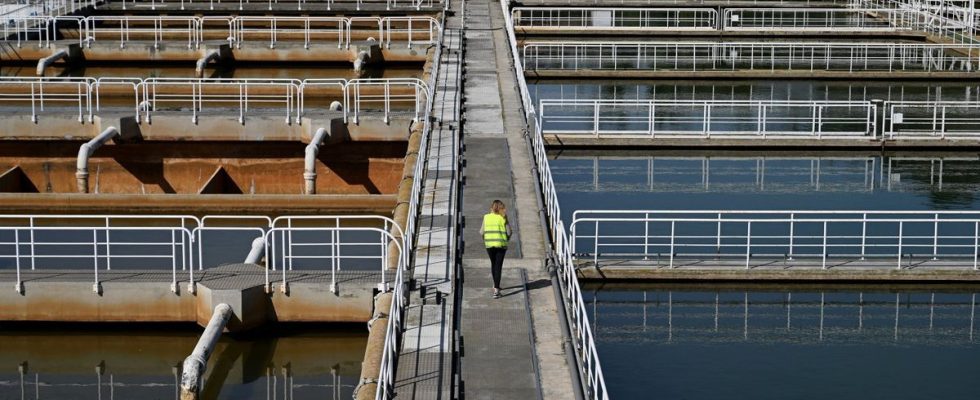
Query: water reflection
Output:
[[585, 284, 980, 399], [0, 326, 365, 400], [551, 152, 980, 211]]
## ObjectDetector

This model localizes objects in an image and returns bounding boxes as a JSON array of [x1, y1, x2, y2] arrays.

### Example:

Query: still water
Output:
[[0, 325, 366, 400], [551, 152, 980, 224], [585, 284, 980, 399]]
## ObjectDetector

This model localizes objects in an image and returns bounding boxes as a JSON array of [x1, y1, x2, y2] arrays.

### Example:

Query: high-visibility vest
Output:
[[482, 213, 508, 248]]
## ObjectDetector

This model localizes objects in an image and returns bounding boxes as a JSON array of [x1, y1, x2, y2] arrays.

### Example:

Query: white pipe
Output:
[[179, 303, 232, 400], [244, 237, 265, 264], [304, 127, 329, 194], [76, 126, 119, 193], [195, 50, 221, 78], [36, 48, 69, 76]]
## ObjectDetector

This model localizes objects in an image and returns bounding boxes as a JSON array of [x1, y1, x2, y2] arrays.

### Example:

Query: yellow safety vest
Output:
[[482, 213, 508, 248]]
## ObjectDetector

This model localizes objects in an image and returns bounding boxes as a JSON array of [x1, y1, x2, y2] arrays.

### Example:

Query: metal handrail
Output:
[[723, 7, 920, 31], [502, 3, 610, 399], [0, 76, 95, 123], [263, 226, 402, 294], [539, 98, 877, 138], [345, 78, 429, 124], [85, 16, 200, 49], [138, 77, 302, 125], [569, 211, 980, 270], [522, 41, 980, 73], [4, 15, 441, 50], [884, 100, 980, 139], [2, 225, 195, 294], [512, 7, 717, 31]]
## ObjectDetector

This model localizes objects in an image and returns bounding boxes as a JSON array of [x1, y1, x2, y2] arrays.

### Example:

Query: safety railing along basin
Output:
[[230, 16, 347, 49], [883, 101, 980, 139], [502, 2, 610, 399], [84, 16, 200, 49], [346, 78, 429, 124], [0, 214, 199, 295], [522, 42, 980, 73], [512, 7, 717, 31], [139, 77, 302, 125], [538, 99, 877, 138], [570, 210, 980, 270], [0, 77, 95, 123], [722, 8, 917, 31]]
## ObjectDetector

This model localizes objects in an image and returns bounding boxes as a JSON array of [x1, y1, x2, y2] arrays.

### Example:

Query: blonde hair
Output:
[[490, 200, 506, 216]]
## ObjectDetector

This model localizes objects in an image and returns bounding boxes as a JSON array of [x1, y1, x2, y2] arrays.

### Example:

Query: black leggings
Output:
[[487, 247, 507, 289]]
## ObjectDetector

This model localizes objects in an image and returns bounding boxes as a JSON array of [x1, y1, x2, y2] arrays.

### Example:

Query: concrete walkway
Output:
[[457, 0, 576, 398]]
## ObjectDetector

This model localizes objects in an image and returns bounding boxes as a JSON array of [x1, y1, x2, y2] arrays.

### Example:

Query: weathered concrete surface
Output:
[[0, 265, 380, 331], [0, 112, 419, 142], [0, 141, 406, 195], [0, 193, 396, 214], [453, 0, 577, 397], [543, 135, 980, 149]]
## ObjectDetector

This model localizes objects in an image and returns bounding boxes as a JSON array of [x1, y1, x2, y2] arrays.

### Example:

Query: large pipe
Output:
[[304, 127, 330, 195], [244, 237, 265, 264], [76, 126, 119, 193], [36, 48, 69, 76], [195, 50, 221, 78], [179, 303, 233, 400]]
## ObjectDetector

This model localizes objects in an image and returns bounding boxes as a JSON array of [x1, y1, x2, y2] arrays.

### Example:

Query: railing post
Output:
[[593, 220, 599, 268], [821, 221, 828, 270], [745, 221, 751, 269], [932, 213, 939, 260], [974, 221, 978, 270], [669, 220, 675, 269], [897, 221, 904, 270], [788, 213, 795, 260], [860, 213, 867, 260]]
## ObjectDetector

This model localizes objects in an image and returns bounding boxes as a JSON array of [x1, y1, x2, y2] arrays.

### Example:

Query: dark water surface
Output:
[[551, 152, 980, 224], [0, 325, 366, 400], [585, 284, 980, 400]]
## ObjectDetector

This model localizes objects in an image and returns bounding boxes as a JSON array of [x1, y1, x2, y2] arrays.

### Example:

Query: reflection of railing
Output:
[[513, 7, 717, 31], [0, 77, 429, 126], [556, 156, 879, 193], [539, 99, 877, 138], [589, 290, 980, 344], [501, 3, 610, 399], [523, 42, 980, 73], [570, 210, 980, 269]]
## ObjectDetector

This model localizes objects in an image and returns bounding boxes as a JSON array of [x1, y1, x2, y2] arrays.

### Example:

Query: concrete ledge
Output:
[[577, 267, 980, 282], [0, 193, 396, 214]]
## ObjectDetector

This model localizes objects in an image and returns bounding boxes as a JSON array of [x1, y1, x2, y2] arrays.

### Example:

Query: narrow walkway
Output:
[[394, 1, 463, 398], [457, 0, 576, 398]]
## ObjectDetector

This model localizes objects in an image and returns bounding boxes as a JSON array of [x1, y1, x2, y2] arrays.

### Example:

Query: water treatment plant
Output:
[[1, 0, 980, 399]]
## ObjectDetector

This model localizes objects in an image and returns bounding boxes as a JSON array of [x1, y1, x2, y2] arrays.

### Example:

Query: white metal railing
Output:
[[0, 76, 429, 125], [884, 101, 980, 139], [0, 214, 198, 294], [538, 99, 877, 138], [570, 210, 980, 270], [3, 15, 440, 50], [723, 7, 919, 31], [84, 16, 200, 49], [502, 3, 610, 400], [139, 77, 302, 125], [345, 78, 429, 124], [512, 7, 717, 31], [522, 42, 980, 73], [0, 76, 95, 123], [3, 214, 406, 297], [111, 0, 445, 10]]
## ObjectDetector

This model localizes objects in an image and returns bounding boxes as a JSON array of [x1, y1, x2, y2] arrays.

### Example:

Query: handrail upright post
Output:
[[897, 221, 904, 270]]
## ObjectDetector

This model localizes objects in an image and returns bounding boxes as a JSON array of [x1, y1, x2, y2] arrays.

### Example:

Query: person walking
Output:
[[480, 199, 512, 298]]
